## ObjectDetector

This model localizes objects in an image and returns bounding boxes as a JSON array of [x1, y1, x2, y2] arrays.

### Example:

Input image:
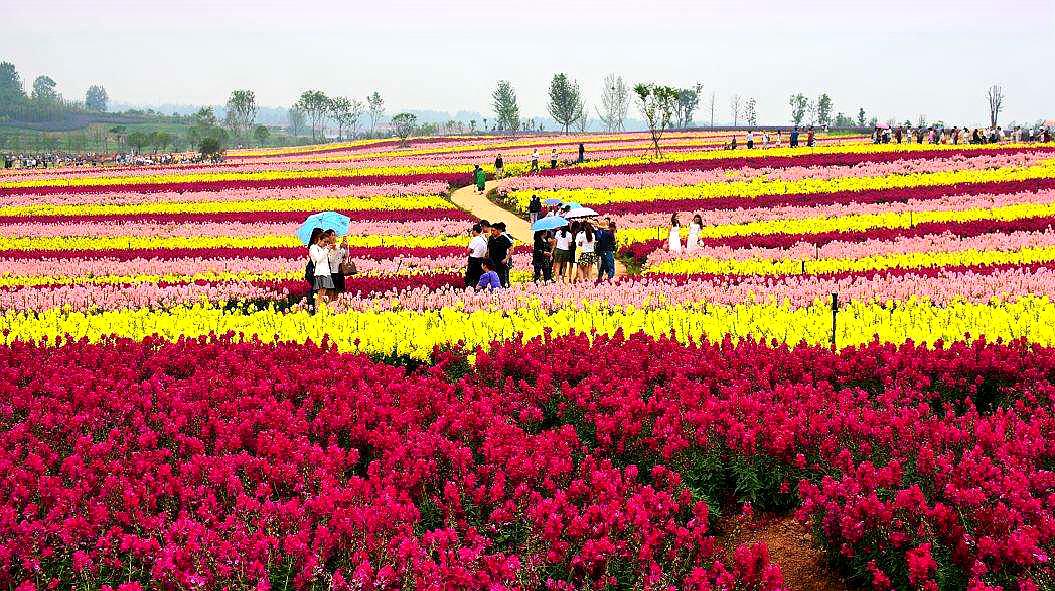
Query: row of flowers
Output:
[[2, 333, 1052, 588]]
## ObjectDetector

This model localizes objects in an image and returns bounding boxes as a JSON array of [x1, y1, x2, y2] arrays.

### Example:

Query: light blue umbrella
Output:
[[543, 198, 562, 206], [297, 211, 351, 245], [562, 201, 582, 209], [532, 216, 569, 231]]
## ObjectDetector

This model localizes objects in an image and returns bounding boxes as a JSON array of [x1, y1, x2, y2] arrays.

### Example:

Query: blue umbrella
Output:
[[543, 198, 562, 206], [532, 216, 569, 232], [297, 211, 351, 245], [562, 201, 582, 209]]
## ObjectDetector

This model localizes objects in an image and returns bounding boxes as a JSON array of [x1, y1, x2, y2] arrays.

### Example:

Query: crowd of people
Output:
[[305, 228, 355, 309], [463, 213, 618, 289], [871, 124, 1053, 145], [1, 150, 221, 169]]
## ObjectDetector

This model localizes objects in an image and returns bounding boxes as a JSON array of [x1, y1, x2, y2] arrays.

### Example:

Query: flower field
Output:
[[2, 131, 1055, 590]]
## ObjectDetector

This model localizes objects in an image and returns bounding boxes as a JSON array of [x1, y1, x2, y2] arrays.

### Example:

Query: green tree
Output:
[[225, 89, 257, 138], [367, 91, 384, 135], [0, 62, 26, 112], [391, 112, 417, 145], [287, 107, 306, 137], [294, 90, 329, 141], [788, 93, 808, 126], [199, 136, 223, 158], [127, 131, 149, 153], [328, 96, 353, 140], [634, 83, 680, 157], [857, 107, 867, 127], [491, 80, 520, 134], [548, 73, 581, 134], [253, 124, 271, 145], [744, 97, 758, 126], [85, 85, 108, 111], [675, 83, 703, 128], [31, 76, 57, 102], [816, 93, 833, 127]]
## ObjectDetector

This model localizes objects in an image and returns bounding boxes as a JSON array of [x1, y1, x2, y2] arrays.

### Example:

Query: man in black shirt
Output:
[[487, 222, 514, 287], [595, 219, 617, 282]]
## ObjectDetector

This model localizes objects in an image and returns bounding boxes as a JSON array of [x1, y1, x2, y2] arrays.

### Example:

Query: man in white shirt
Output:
[[465, 222, 490, 287]]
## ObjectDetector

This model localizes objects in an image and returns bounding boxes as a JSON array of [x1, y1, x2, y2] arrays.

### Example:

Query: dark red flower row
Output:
[[0, 208, 474, 225]]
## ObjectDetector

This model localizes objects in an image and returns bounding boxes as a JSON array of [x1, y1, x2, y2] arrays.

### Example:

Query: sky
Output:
[[4, 0, 1054, 126]]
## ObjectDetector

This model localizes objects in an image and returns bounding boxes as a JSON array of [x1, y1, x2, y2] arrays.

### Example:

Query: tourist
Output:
[[530, 149, 540, 172], [575, 223, 596, 283], [668, 214, 683, 253], [465, 223, 489, 287], [494, 153, 504, 178], [746, 130, 754, 149], [476, 259, 502, 290], [894, 126, 903, 144], [578, 142, 585, 163], [763, 131, 771, 148], [595, 220, 617, 282], [686, 214, 702, 251], [473, 164, 486, 193], [528, 194, 542, 223], [789, 127, 799, 148], [550, 147, 558, 169], [532, 230, 554, 282], [553, 225, 573, 281], [308, 227, 335, 308], [487, 222, 513, 288], [323, 230, 346, 294], [806, 126, 816, 147], [729, 136, 737, 150]]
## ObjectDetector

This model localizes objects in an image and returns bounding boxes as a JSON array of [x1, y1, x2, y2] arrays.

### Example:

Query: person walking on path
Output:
[[465, 222, 489, 287], [531, 149, 540, 173], [473, 165, 486, 193], [595, 220, 617, 282], [494, 153, 504, 178], [550, 148, 558, 169], [487, 222, 514, 287], [528, 194, 542, 223]]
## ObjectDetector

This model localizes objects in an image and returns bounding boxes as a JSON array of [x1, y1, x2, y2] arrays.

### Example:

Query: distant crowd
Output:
[[1, 151, 221, 170], [870, 125, 1052, 145]]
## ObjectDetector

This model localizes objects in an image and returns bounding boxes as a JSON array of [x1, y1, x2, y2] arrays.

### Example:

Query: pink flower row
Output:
[[0, 218, 469, 239]]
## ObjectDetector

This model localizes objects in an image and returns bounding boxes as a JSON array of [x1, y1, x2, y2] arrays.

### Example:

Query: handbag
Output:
[[304, 260, 315, 282], [339, 259, 357, 276]]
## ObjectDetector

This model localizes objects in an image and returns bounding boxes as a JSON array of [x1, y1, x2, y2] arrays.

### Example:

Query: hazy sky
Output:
[[5, 0, 1054, 125]]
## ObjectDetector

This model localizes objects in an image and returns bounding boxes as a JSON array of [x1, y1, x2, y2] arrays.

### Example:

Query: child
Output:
[[477, 259, 502, 289]]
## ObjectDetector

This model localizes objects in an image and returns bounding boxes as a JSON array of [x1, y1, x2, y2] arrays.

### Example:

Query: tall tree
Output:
[[295, 90, 329, 141], [987, 84, 1004, 128], [341, 99, 365, 139], [491, 80, 520, 134], [287, 107, 306, 137], [729, 94, 742, 126], [187, 106, 227, 150], [391, 112, 417, 145], [31, 76, 57, 102], [253, 124, 270, 146], [788, 93, 808, 125], [857, 107, 867, 127], [328, 96, 352, 140], [85, 85, 108, 111], [708, 91, 718, 128], [225, 90, 257, 138], [547, 73, 581, 134], [0, 62, 25, 110], [367, 91, 385, 134], [596, 73, 629, 132], [633, 83, 679, 157], [675, 83, 703, 129], [744, 98, 758, 126], [816, 93, 833, 127], [575, 91, 588, 132]]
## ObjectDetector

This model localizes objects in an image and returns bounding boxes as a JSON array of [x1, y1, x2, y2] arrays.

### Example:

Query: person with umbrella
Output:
[[308, 227, 335, 308], [474, 164, 486, 193], [532, 229, 555, 282]]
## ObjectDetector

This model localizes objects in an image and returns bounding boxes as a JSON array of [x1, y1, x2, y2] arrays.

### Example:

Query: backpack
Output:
[[304, 260, 315, 282]]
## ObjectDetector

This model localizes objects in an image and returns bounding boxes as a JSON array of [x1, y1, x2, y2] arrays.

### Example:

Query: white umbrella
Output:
[[564, 206, 599, 219]]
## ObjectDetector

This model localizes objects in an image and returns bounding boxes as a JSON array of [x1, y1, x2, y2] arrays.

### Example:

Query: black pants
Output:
[[493, 261, 510, 287], [747, 140, 753, 149], [465, 257, 484, 287], [550, 160, 557, 169], [533, 256, 552, 282], [331, 273, 345, 293]]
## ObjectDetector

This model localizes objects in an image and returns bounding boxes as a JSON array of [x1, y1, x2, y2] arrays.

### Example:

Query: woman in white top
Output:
[[308, 228, 335, 308], [668, 214, 683, 254], [324, 230, 346, 294], [554, 227, 574, 281], [575, 224, 596, 283], [686, 214, 702, 251]]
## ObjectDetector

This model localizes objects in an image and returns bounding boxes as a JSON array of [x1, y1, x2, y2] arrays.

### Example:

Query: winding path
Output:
[[449, 180, 627, 278]]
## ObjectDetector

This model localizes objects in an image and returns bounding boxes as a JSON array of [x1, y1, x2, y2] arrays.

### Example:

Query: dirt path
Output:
[[449, 181, 627, 277], [718, 514, 851, 591]]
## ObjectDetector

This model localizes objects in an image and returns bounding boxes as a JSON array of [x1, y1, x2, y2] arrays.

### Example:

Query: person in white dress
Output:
[[667, 214, 683, 254], [686, 214, 702, 251]]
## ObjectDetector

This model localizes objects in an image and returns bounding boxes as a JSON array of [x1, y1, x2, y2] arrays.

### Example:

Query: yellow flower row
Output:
[[646, 244, 1055, 276], [4, 297, 1055, 359], [0, 233, 466, 252], [228, 137, 401, 157], [511, 158, 1055, 208], [619, 198, 1055, 246], [1, 195, 454, 219], [0, 163, 473, 189]]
